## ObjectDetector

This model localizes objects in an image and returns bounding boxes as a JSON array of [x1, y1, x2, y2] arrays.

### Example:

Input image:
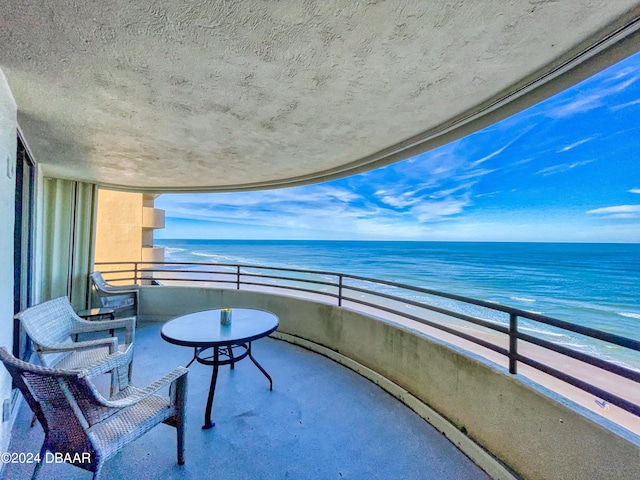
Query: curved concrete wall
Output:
[[140, 286, 640, 480]]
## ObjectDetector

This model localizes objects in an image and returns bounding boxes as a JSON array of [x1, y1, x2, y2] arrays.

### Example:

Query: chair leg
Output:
[[110, 370, 117, 396], [174, 373, 187, 465], [177, 419, 185, 465], [31, 444, 47, 480]]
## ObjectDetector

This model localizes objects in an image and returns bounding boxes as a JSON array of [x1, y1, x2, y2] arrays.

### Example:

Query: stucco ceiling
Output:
[[2, 1, 640, 192]]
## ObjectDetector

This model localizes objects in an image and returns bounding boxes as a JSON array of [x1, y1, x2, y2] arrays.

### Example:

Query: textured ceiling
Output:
[[2, 1, 640, 192]]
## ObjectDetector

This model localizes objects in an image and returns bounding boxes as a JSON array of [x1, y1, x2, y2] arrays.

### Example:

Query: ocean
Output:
[[157, 239, 640, 369]]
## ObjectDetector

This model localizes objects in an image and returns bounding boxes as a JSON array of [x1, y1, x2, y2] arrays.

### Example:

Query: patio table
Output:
[[161, 308, 279, 429]]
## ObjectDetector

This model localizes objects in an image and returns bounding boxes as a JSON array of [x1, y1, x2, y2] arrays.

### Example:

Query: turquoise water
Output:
[[157, 239, 640, 368]]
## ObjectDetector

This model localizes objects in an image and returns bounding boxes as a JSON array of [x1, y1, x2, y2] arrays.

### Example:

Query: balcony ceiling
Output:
[[2, 1, 640, 192]]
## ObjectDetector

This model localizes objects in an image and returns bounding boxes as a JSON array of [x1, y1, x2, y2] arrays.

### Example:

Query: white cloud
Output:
[[629, 188, 640, 194], [586, 204, 640, 219], [611, 98, 640, 111], [535, 159, 595, 176], [557, 137, 594, 152], [454, 168, 497, 181], [474, 191, 502, 198], [510, 158, 533, 167], [546, 94, 604, 119], [378, 194, 417, 209], [545, 76, 640, 119], [469, 125, 535, 167], [410, 196, 472, 222], [429, 183, 475, 199]]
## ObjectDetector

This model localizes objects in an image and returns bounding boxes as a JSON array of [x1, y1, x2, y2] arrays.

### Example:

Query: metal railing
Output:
[[95, 261, 640, 419]]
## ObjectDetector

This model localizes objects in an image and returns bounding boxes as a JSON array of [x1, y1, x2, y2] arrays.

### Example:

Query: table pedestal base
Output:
[[188, 342, 273, 429]]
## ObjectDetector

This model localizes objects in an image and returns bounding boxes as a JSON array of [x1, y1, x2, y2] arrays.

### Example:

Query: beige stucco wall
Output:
[[0, 69, 17, 456], [139, 286, 640, 480], [94, 190, 165, 283], [94, 189, 144, 267]]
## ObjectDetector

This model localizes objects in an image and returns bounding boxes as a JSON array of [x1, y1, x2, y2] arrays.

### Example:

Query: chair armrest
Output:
[[79, 347, 133, 377], [72, 317, 135, 345], [100, 367, 188, 408], [100, 285, 139, 294], [39, 337, 119, 355]]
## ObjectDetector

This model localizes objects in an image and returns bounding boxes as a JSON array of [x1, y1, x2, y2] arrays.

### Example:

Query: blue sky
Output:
[[156, 53, 640, 243]]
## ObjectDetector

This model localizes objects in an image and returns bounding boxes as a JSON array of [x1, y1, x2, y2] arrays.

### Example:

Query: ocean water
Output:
[[157, 239, 640, 368]]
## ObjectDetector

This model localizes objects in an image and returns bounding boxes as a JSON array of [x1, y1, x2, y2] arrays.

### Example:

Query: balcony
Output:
[[5, 320, 493, 480], [64, 262, 640, 479], [142, 207, 165, 230]]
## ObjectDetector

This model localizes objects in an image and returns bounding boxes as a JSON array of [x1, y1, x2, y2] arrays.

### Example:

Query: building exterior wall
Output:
[[0, 68, 17, 458], [94, 190, 165, 282], [95, 189, 143, 268]]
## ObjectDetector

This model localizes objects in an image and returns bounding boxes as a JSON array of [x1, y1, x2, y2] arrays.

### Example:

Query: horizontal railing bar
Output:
[[239, 266, 340, 278], [518, 331, 640, 382], [341, 294, 510, 358], [341, 274, 640, 350], [95, 262, 138, 266], [239, 281, 341, 300], [94, 260, 640, 418], [163, 263, 636, 349], [344, 284, 510, 335], [523, 315, 640, 351], [98, 269, 137, 276], [100, 275, 137, 283], [140, 277, 237, 284], [239, 272, 339, 289], [95, 261, 640, 351], [342, 272, 546, 318], [101, 260, 342, 277], [139, 268, 237, 277], [517, 355, 640, 417]]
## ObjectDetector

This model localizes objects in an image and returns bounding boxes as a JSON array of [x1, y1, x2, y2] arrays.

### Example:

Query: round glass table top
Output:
[[161, 308, 279, 347]]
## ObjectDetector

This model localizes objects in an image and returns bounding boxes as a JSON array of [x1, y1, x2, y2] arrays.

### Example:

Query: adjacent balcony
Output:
[[142, 207, 165, 230]]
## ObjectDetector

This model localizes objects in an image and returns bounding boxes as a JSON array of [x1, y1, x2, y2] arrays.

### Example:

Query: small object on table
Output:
[[220, 308, 232, 325]]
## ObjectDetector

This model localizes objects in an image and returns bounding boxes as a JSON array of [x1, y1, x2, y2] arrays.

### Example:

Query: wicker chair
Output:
[[90, 271, 139, 318], [0, 347, 187, 479], [15, 297, 135, 394]]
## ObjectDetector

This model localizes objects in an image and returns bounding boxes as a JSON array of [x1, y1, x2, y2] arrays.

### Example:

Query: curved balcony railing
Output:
[[95, 261, 640, 421]]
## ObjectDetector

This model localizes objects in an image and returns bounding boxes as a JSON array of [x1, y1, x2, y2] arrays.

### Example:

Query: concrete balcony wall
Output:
[[139, 285, 640, 480], [142, 207, 165, 229]]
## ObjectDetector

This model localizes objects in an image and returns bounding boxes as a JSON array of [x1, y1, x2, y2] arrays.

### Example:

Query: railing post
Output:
[[509, 313, 518, 374], [134, 262, 138, 285], [338, 274, 343, 306], [236, 265, 241, 290]]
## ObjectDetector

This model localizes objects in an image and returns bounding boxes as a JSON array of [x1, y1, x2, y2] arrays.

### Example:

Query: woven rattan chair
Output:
[[0, 347, 187, 479], [90, 271, 139, 318], [15, 296, 135, 394]]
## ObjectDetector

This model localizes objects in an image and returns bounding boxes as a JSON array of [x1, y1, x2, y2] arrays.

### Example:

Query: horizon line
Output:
[[155, 238, 640, 245]]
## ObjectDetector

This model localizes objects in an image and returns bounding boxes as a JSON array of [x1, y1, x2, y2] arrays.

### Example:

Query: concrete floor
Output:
[[4, 322, 490, 480]]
